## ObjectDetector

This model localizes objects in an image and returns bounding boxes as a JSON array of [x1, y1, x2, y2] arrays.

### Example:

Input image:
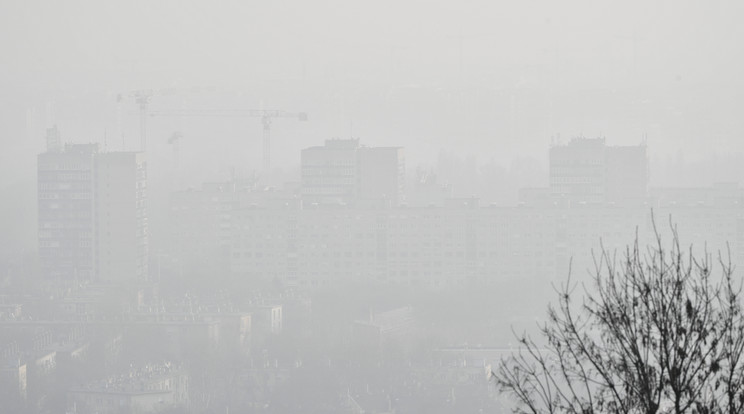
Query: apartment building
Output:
[[37, 144, 148, 283]]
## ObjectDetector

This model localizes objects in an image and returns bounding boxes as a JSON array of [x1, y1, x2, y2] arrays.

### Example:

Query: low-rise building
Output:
[[68, 362, 188, 414]]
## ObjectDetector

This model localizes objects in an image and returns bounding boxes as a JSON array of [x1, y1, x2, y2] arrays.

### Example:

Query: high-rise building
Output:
[[37, 144, 148, 283], [549, 137, 647, 203], [95, 152, 148, 283], [301, 139, 359, 203], [38, 144, 98, 281], [604, 144, 649, 201], [300, 139, 404, 205], [358, 146, 405, 205], [167, 180, 262, 276]]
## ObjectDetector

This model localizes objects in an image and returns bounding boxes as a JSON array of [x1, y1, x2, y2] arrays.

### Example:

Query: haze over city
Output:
[[1, 1, 744, 413]]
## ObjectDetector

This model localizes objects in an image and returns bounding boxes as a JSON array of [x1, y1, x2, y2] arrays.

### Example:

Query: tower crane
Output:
[[116, 87, 182, 151], [148, 108, 308, 173], [116, 89, 155, 151]]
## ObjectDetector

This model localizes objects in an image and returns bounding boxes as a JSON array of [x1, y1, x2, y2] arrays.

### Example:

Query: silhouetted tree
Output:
[[497, 218, 744, 414]]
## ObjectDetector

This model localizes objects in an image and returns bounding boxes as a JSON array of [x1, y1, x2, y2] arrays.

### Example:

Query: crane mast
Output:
[[117, 89, 153, 151], [134, 91, 152, 152]]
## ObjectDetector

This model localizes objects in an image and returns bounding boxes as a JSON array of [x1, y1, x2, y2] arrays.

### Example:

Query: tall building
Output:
[[38, 144, 98, 281], [301, 139, 360, 203], [167, 180, 261, 276], [96, 152, 148, 283], [604, 144, 649, 201], [37, 144, 148, 283], [169, 139, 744, 296], [549, 137, 648, 203], [358, 146, 405, 205], [300, 139, 404, 205]]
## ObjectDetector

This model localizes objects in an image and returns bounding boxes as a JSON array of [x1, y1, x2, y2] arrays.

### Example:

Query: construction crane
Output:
[[116, 89, 154, 151], [148, 108, 308, 173], [134, 91, 152, 151], [117, 87, 185, 151]]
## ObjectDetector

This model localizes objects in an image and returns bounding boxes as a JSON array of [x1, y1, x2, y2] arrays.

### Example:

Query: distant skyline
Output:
[[3, 0, 744, 261], [4, 4, 744, 412], [3, 1, 744, 184]]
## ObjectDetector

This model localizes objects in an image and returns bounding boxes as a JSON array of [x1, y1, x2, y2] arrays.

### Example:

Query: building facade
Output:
[[301, 139, 404, 205], [549, 137, 648, 203], [95, 152, 148, 283], [38, 144, 98, 281], [223, 197, 744, 291], [68, 362, 188, 414], [37, 144, 148, 283]]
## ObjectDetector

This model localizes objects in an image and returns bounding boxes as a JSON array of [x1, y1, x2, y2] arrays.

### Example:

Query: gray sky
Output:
[[2, 0, 744, 185], [2, 1, 741, 86]]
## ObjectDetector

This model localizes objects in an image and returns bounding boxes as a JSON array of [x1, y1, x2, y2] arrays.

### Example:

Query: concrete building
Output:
[[0, 328, 62, 410], [0, 303, 23, 320], [38, 144, 98, 281], [301, 139, 359, 204], [96, 152, 148, 283], [37, 144, 148, 283], [353, 306, 415, 347], [0, 356, 27, 402], [168, 179, 265, 276], [227, 198, 554, 287], [549, 137, 648, 203], [124, 301, 251, 355], [68, 362, 188, 414], [301, 139, 404, 205], [358, 146, 405, 205], [246, 304, 282, 335], [223, 194, 744, 293], [604, 144, 649, 202], [168, 140, 742, 296]]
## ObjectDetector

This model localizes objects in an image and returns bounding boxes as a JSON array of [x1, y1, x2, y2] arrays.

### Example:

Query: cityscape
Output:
[[2, 1, 744, 414]]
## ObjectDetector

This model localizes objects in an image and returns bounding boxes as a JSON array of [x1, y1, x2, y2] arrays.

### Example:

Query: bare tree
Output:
[[496, 218, 744, 414]]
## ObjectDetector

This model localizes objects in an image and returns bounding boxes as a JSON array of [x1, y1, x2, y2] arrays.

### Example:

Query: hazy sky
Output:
[[2, 1, 742, 87], [2, 0, 744, 185]]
